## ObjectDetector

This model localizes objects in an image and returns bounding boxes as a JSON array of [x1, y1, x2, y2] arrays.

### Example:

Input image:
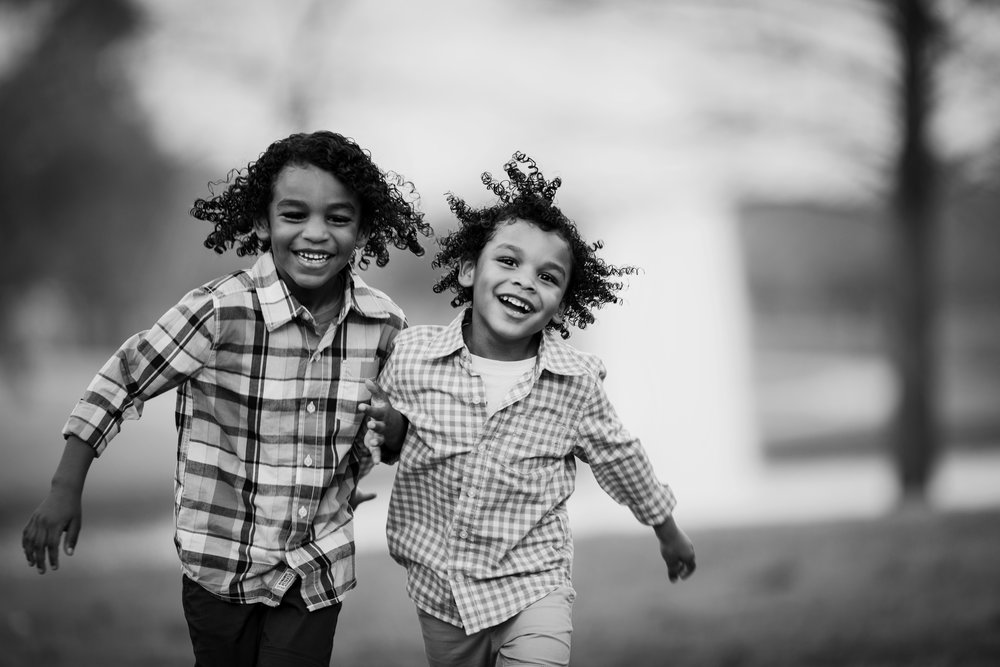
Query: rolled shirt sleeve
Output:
[[63, 287, 216, 456]]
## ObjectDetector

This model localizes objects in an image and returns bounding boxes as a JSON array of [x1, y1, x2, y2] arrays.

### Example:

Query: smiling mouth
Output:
[[498, 294, 534, 314], [294, 250, 332, 264]]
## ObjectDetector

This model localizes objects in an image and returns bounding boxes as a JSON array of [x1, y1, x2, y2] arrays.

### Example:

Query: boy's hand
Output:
[[22, 487, 83, 574], [22, 437, 94, 575], [654, 515, 696, 583], [348, 488, 377, 510], [358, 379, 406, 461]]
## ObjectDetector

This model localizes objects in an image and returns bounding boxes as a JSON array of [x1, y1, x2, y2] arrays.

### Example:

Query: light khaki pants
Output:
[[416, 585, 575, 667]]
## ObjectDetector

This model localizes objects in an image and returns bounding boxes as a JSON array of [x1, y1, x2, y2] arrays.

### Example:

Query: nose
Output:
[[511, 269, 536, 292], [301, 214, 330, 241]]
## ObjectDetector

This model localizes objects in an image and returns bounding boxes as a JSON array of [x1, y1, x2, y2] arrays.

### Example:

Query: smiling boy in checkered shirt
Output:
[[362, 152, 696, 667], [22, 131, 431, 666]]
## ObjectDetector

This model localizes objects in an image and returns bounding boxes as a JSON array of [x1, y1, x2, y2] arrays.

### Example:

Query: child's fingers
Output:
[[357, 402, 385, 420], [349, 489, 377, 509], [31, 543, 46, 573], [363, 379, 388, 406], [34, 532, 52, 574], [65, 517, 81, 556], [46, 538, 61, 571], [22, 518, 48, 571], [21, 520, 36, 566], [365, 428, 385, 446], [364, 428, 384, 463], [668, 558, 695, 583], [365, 441, 382, 462]]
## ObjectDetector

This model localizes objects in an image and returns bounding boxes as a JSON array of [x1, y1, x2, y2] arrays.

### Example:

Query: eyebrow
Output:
[[275, 198, 358, 213]]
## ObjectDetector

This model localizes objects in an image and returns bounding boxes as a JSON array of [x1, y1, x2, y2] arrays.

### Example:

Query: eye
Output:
[[327, 214, 353, 225], [496, 256, 517, 267], [279, 209, 307, 222], [539, 272, 560, 285]]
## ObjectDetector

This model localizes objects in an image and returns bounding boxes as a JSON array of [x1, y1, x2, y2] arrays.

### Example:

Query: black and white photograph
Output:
[[2, 1, 999, 665]]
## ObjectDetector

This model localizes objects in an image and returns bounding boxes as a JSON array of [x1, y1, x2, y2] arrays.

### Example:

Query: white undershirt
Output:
[[469, 354, 536, 417]]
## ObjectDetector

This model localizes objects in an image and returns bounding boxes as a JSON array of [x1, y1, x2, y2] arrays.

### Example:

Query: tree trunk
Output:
[[888, 0, 939, 504]]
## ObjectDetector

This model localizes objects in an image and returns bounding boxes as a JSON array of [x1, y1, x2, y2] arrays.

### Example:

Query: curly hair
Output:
[[433, 152, 638, 338], [191, 131, 431, 268]]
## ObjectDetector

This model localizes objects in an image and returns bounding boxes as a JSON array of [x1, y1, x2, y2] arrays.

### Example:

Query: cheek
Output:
[[549, 288, 570, 312], [335, 226, 364, 248]]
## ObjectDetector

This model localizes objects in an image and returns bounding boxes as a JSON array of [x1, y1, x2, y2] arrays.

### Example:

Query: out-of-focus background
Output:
[[2, 1, 999, 665]]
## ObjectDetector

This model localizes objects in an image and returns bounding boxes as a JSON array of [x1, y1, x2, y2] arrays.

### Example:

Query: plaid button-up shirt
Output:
[[63, 253, 404, 610], [382, 310, 676, 633]]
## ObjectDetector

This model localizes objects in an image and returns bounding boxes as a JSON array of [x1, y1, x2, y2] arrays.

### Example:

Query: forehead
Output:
[[272, 163, 357, 205], [488, 219, 572, 270]]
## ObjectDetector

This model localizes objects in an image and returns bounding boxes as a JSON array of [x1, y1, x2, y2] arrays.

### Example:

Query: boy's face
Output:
[[458, 219, 571, 360], [254, 163, 367, 311]]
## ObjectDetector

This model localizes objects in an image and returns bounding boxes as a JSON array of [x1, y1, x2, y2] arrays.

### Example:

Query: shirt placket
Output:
[[447, 361, 495, 628], [290, 325, 332, 541]]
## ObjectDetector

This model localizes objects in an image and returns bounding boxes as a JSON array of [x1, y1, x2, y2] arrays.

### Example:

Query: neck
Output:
[[289, 272, 345, 317], [311, 296, 343, 330], [463, 325, 540, 362]]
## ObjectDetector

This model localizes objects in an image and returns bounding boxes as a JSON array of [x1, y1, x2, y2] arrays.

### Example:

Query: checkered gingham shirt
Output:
[[381, 310, 677, 634], [63, 253, 404, 611]]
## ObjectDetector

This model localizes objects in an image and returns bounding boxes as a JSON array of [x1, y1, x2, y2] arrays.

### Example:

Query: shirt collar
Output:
[[424, 308, 588, 377], [537, 327, 589, 376], [423, 310, 468, 359], [251, 253, 389, 331]]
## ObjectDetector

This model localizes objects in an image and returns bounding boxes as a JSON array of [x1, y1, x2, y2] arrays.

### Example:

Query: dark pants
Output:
[[182, 575, 342, 667]]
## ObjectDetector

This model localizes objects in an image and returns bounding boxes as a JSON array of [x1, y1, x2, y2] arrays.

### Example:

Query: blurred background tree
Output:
[[683, 0, 1000, 505], [888, 0, 940, 505], [0, 0, 182, 365], [884, 0, 1000, 503]]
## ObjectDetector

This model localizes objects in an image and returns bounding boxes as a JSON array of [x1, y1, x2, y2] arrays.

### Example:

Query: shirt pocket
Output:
[[333, 356, 380, 447], [498, 411, 574, 474]]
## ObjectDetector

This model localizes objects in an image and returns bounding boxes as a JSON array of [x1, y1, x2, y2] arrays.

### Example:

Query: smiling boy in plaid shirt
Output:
[[22, 131, 430, 666], [363, 153, 696, 666]]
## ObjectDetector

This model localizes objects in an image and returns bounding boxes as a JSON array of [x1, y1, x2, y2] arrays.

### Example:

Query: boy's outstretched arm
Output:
[[22, 435, 96, 574], [654, 514, 697, 583], [357, 379, 408, 461]]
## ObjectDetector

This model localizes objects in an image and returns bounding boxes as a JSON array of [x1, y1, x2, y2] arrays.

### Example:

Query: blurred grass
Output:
[[2, 507, 998, 667]]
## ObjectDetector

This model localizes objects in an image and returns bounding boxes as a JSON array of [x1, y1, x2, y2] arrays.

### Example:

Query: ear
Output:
[[457, 258, 476, 288], [551, 302, 567, 326], [355, 228, 370, 251], [253, 217, 271, 242]]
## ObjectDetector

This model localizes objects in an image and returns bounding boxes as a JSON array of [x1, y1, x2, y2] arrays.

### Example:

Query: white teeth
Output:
[[296, 251, 330, 262], [499, 295, 532, 313]]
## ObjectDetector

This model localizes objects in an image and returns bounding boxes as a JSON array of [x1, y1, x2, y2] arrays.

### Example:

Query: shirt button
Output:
[[459, 530, 469, 539], [304, 455, 313, 467], [306, 402, 316, 414], [467, 489, 476, 498], [298, 506, 308, 518]]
